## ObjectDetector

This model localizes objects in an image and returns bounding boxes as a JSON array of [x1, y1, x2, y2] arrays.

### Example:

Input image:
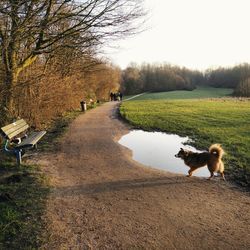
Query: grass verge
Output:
[[0, 159, 49, 249], [120, 98, 250, 188], [40, 110, 82, 152]]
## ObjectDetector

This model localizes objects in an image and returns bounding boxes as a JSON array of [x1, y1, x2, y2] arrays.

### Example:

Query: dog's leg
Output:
[[221, 172, 226, 181], [207, 172, 214, 180], [187, 169, 192, 177], [219, 161, 226, 181], [187, 168, 195, 177]]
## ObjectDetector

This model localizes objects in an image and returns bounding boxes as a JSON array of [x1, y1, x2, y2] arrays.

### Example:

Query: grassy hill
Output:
[[124, 86, 233, 101]]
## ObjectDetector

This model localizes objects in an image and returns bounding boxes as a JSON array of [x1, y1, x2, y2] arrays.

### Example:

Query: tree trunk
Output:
[[5, 70, 17, 111], [0, 69, 18, 123], [1, 48, 37, 123]]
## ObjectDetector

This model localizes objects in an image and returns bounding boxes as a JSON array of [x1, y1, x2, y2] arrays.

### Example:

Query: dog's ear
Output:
[[180, 148, 184, 151]]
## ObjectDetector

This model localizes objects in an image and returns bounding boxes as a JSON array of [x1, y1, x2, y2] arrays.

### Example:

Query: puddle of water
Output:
[[118, 130, 210, 177]]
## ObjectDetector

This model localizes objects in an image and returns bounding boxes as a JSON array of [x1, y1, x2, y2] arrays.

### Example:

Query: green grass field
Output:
[[120, 88, 250, 186], [124, 86, 233, 101]]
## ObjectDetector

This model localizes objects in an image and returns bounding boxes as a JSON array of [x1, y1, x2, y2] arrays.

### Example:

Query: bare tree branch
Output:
[[0, 0, 146, 115]]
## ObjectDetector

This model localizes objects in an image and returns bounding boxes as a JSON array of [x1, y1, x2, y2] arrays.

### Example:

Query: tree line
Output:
[[121, 63, 250, 97], [205, 64, 250, 97], [121, 63, 203, 94]]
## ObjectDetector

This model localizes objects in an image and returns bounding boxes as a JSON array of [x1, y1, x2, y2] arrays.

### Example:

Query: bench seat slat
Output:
[[6, 124, 29, 139], [1, 119, 29, 139], [1, 119, 26, 131], [16, 131, 46, 149]]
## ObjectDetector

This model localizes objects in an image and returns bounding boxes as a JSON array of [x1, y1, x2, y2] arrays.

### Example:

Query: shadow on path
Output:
[[52, 175, 206, 197]]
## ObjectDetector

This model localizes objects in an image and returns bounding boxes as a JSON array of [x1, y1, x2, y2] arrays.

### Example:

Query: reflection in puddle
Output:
[[119, 130, 210, 177]]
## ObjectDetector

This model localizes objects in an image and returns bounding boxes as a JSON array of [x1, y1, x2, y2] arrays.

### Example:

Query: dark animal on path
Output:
[[175, 144, 225, 180]]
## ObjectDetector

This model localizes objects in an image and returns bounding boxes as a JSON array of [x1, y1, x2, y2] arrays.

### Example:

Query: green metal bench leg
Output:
[[16, 150, 22, 166]]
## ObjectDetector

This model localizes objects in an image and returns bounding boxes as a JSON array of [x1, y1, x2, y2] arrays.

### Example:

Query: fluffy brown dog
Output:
[[175, 144, 225, 180]]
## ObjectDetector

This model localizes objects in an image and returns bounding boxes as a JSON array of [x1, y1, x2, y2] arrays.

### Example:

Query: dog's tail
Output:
[[209, 144, 224, 159]]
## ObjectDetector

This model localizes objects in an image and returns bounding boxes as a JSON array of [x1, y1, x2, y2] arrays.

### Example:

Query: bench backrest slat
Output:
[[1, 119, 29, 139]]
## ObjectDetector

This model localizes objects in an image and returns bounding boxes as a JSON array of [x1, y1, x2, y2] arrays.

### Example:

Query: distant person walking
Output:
[[110, 91, 123, 101], [110, 92, 114, 101], [119, 92, 123, 101]]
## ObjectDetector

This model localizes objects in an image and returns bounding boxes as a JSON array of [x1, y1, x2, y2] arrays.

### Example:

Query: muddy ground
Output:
[[34, 102, 250, 249]]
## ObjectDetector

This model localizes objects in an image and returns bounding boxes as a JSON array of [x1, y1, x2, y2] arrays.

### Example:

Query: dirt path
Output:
[[37, 102, 250, 249]]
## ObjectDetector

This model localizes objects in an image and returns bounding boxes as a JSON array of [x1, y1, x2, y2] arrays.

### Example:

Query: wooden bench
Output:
[[0, 119, 46, 166]]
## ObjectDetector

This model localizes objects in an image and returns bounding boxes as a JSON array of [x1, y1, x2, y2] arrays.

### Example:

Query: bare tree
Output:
[[0, 0, 145, 120]]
